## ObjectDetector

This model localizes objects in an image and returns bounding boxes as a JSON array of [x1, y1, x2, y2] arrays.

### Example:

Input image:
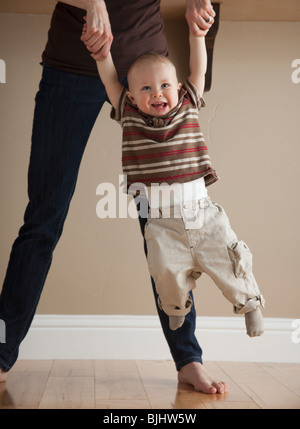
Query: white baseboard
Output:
[[18, 315, 300, 363]]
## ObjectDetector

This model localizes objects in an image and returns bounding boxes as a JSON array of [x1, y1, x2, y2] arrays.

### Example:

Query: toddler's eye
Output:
[[142, 86, 151, 91], [162, 83, 169, 88]]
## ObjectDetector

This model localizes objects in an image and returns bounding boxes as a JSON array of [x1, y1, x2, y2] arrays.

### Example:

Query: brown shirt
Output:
[[42, 1, 168, 77]]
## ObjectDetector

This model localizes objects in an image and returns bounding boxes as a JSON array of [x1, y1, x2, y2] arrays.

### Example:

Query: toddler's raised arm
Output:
[[188, 33, 207, 97]]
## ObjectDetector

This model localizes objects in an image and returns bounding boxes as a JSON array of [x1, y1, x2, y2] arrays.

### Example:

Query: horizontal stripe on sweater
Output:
[[123, 123, 200, 141], [123, 160, 211, 175], [126, 169, 215, 185], [122, 146, 208, 162], [122, 134, 205, 151]]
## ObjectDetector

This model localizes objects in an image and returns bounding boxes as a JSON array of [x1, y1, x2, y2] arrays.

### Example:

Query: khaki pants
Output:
[[144, 198, 265, 317]]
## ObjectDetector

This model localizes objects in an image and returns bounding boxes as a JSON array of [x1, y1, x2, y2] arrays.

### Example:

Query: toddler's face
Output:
[[127, 60, 181, 117]]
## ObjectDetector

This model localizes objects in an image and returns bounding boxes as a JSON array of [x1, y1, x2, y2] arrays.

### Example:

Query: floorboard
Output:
[[0, 360, 300, 409]]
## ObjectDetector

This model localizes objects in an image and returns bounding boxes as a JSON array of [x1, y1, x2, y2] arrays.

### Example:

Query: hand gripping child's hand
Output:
[[186, 0, 216, 36], [80, 0, 113, 60]]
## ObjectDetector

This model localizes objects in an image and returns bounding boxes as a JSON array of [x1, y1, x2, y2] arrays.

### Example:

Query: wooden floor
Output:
[[1, 360, 300, 409]]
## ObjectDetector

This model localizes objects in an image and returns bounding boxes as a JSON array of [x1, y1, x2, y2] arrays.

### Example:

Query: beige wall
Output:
[[0, 13, 299, 318]]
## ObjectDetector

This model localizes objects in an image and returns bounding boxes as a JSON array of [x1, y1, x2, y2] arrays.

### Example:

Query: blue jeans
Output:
[[0, 65, 202, 372]]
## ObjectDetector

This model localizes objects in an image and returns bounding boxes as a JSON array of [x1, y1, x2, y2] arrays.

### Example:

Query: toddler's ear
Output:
[[127, 91, 137, 105], [177, 82, 182, 91]]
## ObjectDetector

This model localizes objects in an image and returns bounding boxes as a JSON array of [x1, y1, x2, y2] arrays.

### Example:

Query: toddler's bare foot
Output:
[[178, 361, 228, 394], [0, 369, 7, 383], [245, 307, 264, 337]]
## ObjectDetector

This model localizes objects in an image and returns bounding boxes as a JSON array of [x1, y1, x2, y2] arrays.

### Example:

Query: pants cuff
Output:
[[175, 356, 203, 371], [234, 294, 265, 314]]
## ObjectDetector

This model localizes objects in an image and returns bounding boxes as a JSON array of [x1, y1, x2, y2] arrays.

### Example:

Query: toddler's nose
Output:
[[152, 87, 163, 98]]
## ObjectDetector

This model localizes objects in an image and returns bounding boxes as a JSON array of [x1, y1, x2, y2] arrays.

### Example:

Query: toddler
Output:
[[93, 28, 265, 336]]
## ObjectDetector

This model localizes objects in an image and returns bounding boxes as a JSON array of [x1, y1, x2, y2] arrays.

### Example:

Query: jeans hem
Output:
[[175, 355, 203, 371], [0, 357, 10, 372]]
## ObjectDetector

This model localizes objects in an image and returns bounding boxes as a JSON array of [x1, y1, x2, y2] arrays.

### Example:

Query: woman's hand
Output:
[[80, 0, 113, 60], [185, 0, 216, 36]]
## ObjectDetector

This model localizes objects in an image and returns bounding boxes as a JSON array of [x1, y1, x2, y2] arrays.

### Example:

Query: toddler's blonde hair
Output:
[[127, 52, 177, 88]]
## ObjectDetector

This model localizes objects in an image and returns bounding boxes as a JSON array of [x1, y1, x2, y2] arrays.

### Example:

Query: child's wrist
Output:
[[189, 31, 205, 40], [189, 28, 205, 38]]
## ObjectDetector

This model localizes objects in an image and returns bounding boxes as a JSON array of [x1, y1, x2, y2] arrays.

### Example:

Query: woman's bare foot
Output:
[[178, 362, 228, 394], [0, 369, 8, 383]]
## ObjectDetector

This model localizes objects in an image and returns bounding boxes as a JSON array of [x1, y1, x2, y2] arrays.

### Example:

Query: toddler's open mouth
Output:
[[151, 102, 168, 111]]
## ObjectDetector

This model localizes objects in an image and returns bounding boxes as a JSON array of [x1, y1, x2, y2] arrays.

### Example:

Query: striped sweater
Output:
[[111, 78, 219, 192]]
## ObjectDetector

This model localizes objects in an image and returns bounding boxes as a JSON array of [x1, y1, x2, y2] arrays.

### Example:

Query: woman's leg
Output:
[[0, 66, 107, 371]]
